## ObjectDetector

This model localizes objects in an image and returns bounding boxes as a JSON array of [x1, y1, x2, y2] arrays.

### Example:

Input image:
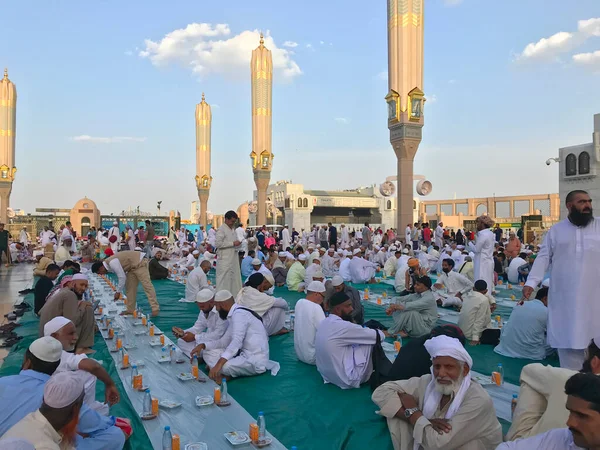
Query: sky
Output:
[[2, 0, 600, 218]]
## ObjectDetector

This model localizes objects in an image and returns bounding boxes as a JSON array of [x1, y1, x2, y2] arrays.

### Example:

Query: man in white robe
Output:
[[237, 273, 289, 336], [468, 215, 495, 296], [294, 281, 327, 365], [180, 260, 213, 303], [173, 290, 228, 356], [40, 227, 55, 247], [60, 223, 77, 253], [349, 249, 378, 284], [315, 291, 385, 389], [191, 290, 279, 380], [434, 222, 444, 248], [304, 259, 322, 288], [177, 227, 186, 247], [107, 222, 120, 253], [281, 225, 291, 250], [245, 258, 274, 295], [433, 258, 474, 307], [339, 251, 353, 282], [340, 224, 349, 248], [321, 248, 337, 277], [405, 224, 412, 246], [384, 250, 402, 278], [522, 190, 600, 370], [458, 280, 492, 346], [372, 335, 502, 450], [215, 211, 243, 297], [18, 227, 29, 246]]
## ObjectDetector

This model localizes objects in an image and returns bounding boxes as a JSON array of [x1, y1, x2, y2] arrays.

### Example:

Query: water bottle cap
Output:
[[291, 447, 297, 450], [258, 411, 264, 416], [164, 426, 170, 431], [222, 378, 227, 382], [131, 364, 137, 368], [498, 363, 503, 367], [145, 388, 150, 393], [512, 394, 518, 398]]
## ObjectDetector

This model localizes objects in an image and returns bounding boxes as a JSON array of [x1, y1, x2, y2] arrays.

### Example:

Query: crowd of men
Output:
[[0, 189, 599, 449]]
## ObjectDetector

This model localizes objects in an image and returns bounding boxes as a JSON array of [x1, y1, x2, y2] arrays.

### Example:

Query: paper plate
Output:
[[225, 431, 251, 446], [177, 372, 195, 381], [185, 443, 208, 450], [149, 340, 162, 347], [159, 400, 182, 409], [157, 355, 171, 363], [195, 395, 214, 407]]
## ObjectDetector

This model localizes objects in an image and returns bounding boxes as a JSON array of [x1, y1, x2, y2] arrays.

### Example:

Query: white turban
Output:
[[44, 372, 84, 408], [332, 275, 344, 287], [152, 248, 163, 257], [264, 273, 275, 286], [251, 258, 261, 265], [192, 250, 200, 256], [214, 290, 233, 302], [278, 251, 286, 257], [71, 274, 88, 281], [43, 316, 72, 337], [196, 289, 214, 303], [29, 337, 62, 363], [352, 249, 361, 255], [424, 335, 473, 368], [298, 254, 307, 261]]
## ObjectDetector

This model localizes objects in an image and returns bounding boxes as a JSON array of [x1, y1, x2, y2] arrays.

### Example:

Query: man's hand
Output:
[[209, 360, 225, 381], [469, 340, 480, 346], [490, 303, 497, 313], [172, 327, 184, 338], [433, 283, 444, 290], [522, 286, 534, 300], [456, 292, 463, 300], [113, 292, 121, 301], [105, 383, 120, 405], [182, 332, 195, 342], [429, 419, 452, 434], [399, 393, 418, 410], [190, 343, 205, 359], [233, 240, 241, 247]]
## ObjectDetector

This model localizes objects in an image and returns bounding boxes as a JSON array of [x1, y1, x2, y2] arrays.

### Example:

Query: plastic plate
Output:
[[224, 431, 251, 446], [159, 400, 182, 409], [195, 395, 214, 407]]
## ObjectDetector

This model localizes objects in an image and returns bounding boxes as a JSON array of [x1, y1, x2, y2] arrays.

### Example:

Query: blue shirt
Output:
[[494, 300, 553, 360], [241, 256, 254, 278], [0, 370, 115, 438]]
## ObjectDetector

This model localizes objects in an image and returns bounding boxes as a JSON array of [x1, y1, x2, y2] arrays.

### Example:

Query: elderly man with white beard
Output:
[[372, 335, 502, 450]]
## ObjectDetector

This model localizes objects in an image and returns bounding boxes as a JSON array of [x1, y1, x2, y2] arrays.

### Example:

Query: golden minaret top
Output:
[[259, 33, 264, 47], [3, 68, 7, 80]]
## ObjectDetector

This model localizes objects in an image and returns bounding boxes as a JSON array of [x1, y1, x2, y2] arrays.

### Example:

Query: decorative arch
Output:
[[387, 200, 392, 210], [297, 198, 303, 208], [579, 152, 590, 175], [565, 153, 577, 176], [303, 198, 308, 208], [476, 204, 488, 216]]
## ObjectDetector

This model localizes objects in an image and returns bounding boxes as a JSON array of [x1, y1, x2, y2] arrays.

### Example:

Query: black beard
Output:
[[581, 358, 592, 373], [218, 309, 229, 320], [341, 313, 353, 322], [442, 268, 450, 274], [72, 290, 84, 300], [569, 206, 594, 227]]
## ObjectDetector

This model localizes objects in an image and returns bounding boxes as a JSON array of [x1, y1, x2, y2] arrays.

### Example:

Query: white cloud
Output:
[[320, 40, 325, 45], [376, 71, 388, 81], [70, 135, 147, 144], [139, 23, 302, 80], [305, 43, 313, 49], [578, 18, 600, 36], [283, 41, 298, 48], [443, 0, 463, 6], [334, 117, 349, 124], [573, 50, 600, 69], [426, 94, 437, 104]]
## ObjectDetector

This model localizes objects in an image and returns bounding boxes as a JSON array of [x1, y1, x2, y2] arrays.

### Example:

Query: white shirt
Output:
[[57, 350, 87, 372], [458, 291, 491, 341], [349, 257, 377, 284], [179, 253, 195, 268], [394, 264, 409, 292], [507, 257, 527, 283], [435, 226, 444, 241], [339, 258, 352, 281], [525, 218, 600, 349], [294, 298, 326, 365], [437, 270, 474, 296], [496, 428, 583, 449], [315, 314, 384, 389], [205, 303, 269, 361], [185, 307, 228, 344], [246, 265, 275, 295], [184, 267, 212, 302], [468, 228, 495, 291], [103, 252, 145, 293], [0, 410, 72, 450]]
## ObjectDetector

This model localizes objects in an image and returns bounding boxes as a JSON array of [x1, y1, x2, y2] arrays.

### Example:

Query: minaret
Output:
[[250, 33, 273, 226], [386, 0, 425, 229], [195, 93, 212, 226], [0, 68, 17, 224]]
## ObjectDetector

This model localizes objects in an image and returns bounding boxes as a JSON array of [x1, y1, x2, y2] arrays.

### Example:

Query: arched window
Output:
[[566, 153, 577, 176], [303, 198, 308, 208], [297, 198, 303, 208], [579, 152, 590, 175], [386, 200, 392, 210], [476, 204, 487, 216]]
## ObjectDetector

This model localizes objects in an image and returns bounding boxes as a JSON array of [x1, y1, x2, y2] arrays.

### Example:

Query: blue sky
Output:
[[2, 0, 599, 218]]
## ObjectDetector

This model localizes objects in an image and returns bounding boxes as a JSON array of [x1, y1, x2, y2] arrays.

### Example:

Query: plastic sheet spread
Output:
[[89, 274, 287, 450]]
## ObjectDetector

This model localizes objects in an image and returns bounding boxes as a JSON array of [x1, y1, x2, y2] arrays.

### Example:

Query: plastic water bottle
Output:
[[290, 314, 295, 331], [143, 389, 152, 416], [497, 363, 504, 386], [130, 364, 138, 388], [170, 345, 175, 363], [162, 426, 172, 450], [221, 378, 229, 403], [511, 394, 518, 419], [257, 411, 266, 443], [291, 447, 297, 450]]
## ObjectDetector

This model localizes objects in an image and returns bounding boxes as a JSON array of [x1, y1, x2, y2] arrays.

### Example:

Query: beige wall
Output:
[[69, 197, 101, 236]]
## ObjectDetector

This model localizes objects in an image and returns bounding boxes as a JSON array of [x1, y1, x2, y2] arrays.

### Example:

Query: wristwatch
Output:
[[404, 407, 420, 419]]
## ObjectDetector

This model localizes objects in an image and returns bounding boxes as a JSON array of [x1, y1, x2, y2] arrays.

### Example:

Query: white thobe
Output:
[[215, 223, 243, 297], [434, 270, 474, 307], [182, 267, 212, 302], [373, 251, 387, 267], [394, 264, 409, 293], [203, 303, 276, 377], [208, 228, 216, 247], [321, 254, 337, 277], [179, 253, 195, 269], [281, 228, 290, 249], [497, 428, 583, 450], [61, 227, 76, 252], [434, 225, 444, 247], [458, 291, 491, 341], [405, 226, 411, 244], [468, 228, 495, 293], [451, 249, 462, 268], [507, 257, 527, 284], [108, 226, 120, 252], [349, 257, 377, 283], [340, 227, 349, 246], [304, 263, 322, 287], [41, 230, 55, 246], [294, 298, 326, 365], [19, 230, 28, 246], [246, 265, 275, 295], [383, 256, 397, 277], [177, 230, 186, 246], [127, 229, 136, 251], [525, 218, 600, 350], [315, 314, 384, 389], [177, 307, 228, 356], [56, 351, 107, 414], [339, 258, 352, 281]]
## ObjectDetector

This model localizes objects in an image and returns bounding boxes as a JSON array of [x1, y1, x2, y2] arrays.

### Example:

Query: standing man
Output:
[[281, 224, 291, 250], [434, 222, 444, 248], [144, 220, 155, 257], [0, 223, 10, 267], [468, 215, 495, 295], [362, 222, 372, 250], [107, 221, 120, 253], [340, 224, 349, 248], [198, 225, 205, 245], [215, 210, 242, 296], [410, 223, 419, 251], [328, 223, 337, 250], [318, 225, 328, 249], [523, 190, 600, 370], [91, 250, 160, 316], [405, 223, 412, 246]]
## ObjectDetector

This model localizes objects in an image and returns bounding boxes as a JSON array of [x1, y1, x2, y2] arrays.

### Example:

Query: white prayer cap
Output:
[[307, 281, 326, 293], [312, 271, 324, 279], [328, 248, 335, 253], [390, 246, 397, 251], [379, 248, 386, 252], [192, 250, 200, 256], [29, 337, 62, 363], [0, 439, 35, 450], [308, 246, 314, 250], [401, 249, 409, 254], [278, 251, 286, 257], [214, 290, 233, 303], [284, 224, 288, 227], [33, 250, 44, 257], [298, 254, 307, 261], [337, 249, 343, 255], [374, 245, 380, 250], [542, 278, 550, 288], [44, 372, 85, 409], [152, 247, 163, 257], [251, 258, 261, 265], [421, 245, 428, 252], [182, 248, 190, 253], [457, 245, 465, 250], [264, 273, 275, 286], [113, 221, 118, 225], [43, 316, 72, 336], [332, 275, 344, 287], [318, 247, 326, 253], [424, 335, 473, 369], [72, 274, 88, 281], [134, 246, 142, 251], [352, 248, 361, 255], [196, 289, 214, 303]]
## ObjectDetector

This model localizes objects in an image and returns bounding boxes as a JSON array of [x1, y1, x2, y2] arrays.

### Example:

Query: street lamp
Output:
[[546, 157, 560, 166]]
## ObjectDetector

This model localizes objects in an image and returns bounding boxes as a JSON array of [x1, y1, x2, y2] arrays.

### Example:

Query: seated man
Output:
[[324, 275, 364, 325], [191, 290, 279, 381], [43, 317, 120, 415], [1, 371, 86, 448], [494, 286, 553, 360], [433, 258, 473, 308], [372, 335, 502, 450], [181, 260, 213, 303], [384, 249, 402, 278], [517, 253, 536, 283], [32, 250, 53, 277], [286, 254, 307, 292], [497, 373, 600, 450], [457, 256, 474, 282], [386, 276, 438, 338], [54, 237, 72, 266], [34, 263, 60, 315], [148, 247, 169, 280], [241, 250, 256, 278], [236, 273, 289, 336], [507, 252, 528, 284], [271, 251, 289, 287], [395, 258, 427, 296], [38, 274, 95, 354], [321, 247, 338, 277], [172, 290, 228, 357], [315, 292, 385, 389], [338, 251, 353, 282], [505, 337, 600, 441], [246, 258, 275, 295], [458, 280, 493, 346], [294, 281, 327, 365], [349, 249, 379, 284], [0, 337, 125, 448], [176, 247, 195, 269]]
